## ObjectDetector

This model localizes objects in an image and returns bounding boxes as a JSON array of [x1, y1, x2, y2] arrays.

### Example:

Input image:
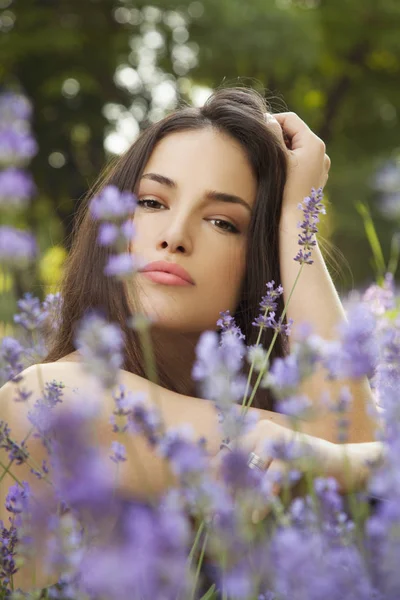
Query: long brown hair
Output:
[[43, 87, 290, 411]]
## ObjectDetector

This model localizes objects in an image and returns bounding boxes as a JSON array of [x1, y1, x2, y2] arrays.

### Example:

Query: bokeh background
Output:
[[1, 0, 400, 325]]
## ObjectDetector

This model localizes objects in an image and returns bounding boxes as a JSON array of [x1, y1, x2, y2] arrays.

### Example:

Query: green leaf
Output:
[[198, 584, 217, 600]]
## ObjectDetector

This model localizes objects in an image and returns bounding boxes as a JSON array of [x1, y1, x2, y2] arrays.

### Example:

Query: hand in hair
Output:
[[266, 111, 331, 214]]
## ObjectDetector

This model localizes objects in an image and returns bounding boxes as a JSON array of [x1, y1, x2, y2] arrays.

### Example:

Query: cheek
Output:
[[209, 242, 247, 300]]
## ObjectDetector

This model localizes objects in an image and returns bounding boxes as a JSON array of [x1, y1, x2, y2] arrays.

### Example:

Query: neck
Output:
[[149, 327, 201, 397]]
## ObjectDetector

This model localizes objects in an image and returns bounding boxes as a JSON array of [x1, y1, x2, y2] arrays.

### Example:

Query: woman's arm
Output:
[[272, 112, 378, 443]]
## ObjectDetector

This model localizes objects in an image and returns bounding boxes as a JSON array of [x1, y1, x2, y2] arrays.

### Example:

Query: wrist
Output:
[[332, 441, 386, 494]]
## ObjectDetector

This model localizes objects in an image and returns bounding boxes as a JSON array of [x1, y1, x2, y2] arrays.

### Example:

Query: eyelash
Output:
[[137, 198, 240, 235]]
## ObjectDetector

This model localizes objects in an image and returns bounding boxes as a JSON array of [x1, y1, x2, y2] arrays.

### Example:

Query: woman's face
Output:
[[130, 127, 257, 333]]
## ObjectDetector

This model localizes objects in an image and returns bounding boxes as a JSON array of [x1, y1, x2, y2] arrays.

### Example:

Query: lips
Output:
[[140, 261, 195, 285]]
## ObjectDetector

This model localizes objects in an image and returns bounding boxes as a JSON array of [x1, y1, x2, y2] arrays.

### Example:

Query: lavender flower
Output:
[[0, 336, 25, 383], [78, 500, 191, 600], [294, 187, 326, 266], [74, 311, 124, 390], [252, 281, 292, 335], [259, 280, 284, 313], [0, 226, 37, 270], [47, 407, 115, 518], [104, 252, 142, 280], [0, 167, 36, 209], [110, 441, 127, 464], [253, 310, 293, 336], [217, 309, 245, 341], [0, 92, 33, 123], [89, 184, 137, 222], [111, 384, 162, 445], [13, 292, 47, 331], [98, 220, 135, 250], [42, 291, 63, 331], [0, 126, 38, 167], [157, 425, 208, 479], [363, 272, 395, 317], [322, 302, 378, 380]]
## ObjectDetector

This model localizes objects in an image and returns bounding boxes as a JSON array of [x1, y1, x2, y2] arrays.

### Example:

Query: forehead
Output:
[[142, 128, 257, 205]]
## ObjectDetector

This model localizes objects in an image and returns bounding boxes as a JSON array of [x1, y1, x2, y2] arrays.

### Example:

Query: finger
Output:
[[273, 112, 315, 152], [264, 113, 287, 148], [252, 460, 288, 524], [324, 153, 331, 172]]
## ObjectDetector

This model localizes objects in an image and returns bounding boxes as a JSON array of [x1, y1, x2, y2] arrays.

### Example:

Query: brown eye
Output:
[[209, 219, 240, 234], [137, 199, 165, 210]]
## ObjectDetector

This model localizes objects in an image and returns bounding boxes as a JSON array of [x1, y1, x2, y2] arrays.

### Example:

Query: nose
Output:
[[156, 218, 193, 255]]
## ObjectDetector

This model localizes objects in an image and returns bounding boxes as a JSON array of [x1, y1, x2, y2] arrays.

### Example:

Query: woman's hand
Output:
[[211, 418, 338, 521], [265, 112, 331, 215]]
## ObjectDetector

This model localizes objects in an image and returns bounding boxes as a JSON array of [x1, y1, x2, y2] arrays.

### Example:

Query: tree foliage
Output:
[[1, 0, 400, 294]]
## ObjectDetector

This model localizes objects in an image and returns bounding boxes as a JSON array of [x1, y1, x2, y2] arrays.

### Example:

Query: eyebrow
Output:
[[141, 172, 252, 213]]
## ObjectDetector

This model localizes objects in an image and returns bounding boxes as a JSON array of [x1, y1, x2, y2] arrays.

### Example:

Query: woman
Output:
[[0, 87, 384, 590]]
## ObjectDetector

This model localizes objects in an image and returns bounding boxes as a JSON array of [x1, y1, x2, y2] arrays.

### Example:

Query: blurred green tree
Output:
[[1, 0, 399, 299]]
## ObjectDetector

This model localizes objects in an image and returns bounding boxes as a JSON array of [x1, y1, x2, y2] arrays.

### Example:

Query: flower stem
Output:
[[242, 265, 304, 414], [191, 527, 209, 600]]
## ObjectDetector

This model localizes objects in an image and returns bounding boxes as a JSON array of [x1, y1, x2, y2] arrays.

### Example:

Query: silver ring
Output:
[[247, 452, 268, 471]]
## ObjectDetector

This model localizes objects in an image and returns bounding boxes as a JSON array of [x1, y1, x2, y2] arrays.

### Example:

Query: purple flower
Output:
[[42, 291, 63, 330], [74, 311, 124, 390], [221, 562, 253, 599], [78, 500, 190, 600], [110, 441, 127, 463], [104, 252, 141, 279], [0, 167, 36, 209], [157, 425, 208, 478], [253, 311, 293, 336], [111, 384, 162, 445], [0, 226, 37, 270], [13, 292, 47, 331], [0, 126, 38, 167], [363, 272, 395, 316], [192, 330, 246, 402], [98, 222, 120, 246], [276, 394, 312, 418], [5, 482, 31, 517], [258, 280, 284, 314], [90, 184, 137, 222], [294, 187, 326, 266], [264, 353, 301, 396], [220, 447, 263, 492], [0, 336, 25, 383], [0, 519, 19, 591], [217, 309, 245, 341], [0, 92, 33, 123], [322, 302, 378, 380], [28, 380, 65, 445], [98, 220, 136, 249], [47, 408, 115, 519]]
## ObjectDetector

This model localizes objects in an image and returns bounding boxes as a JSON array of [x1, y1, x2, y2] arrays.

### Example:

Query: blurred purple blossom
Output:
[[110, 441, 127, 464], [90, 184, 137, 222], [158, 425, 208, 478], [111, 385, 162, 445], [0, 126, 38, 167], [13, 292, 47, 331], [0, 92, 33, 123], [322, 303, 378, 380], [363, 272, 395, 317], [0, 167, 36, 209], [0, 335, 25, 383], [104, 251, 142, 279], [74, 311, 124, 390], [0, 225, 37, 270]]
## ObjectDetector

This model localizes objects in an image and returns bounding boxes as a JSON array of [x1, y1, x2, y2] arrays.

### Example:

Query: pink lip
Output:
[[139, 261, 195, 286]]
